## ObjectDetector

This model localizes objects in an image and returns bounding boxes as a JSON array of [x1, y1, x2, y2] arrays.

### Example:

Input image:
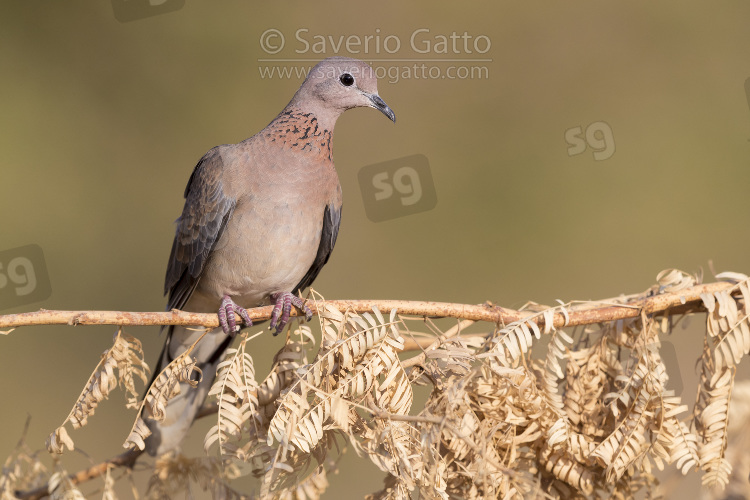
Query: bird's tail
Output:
[[143, 324, 232, 456]]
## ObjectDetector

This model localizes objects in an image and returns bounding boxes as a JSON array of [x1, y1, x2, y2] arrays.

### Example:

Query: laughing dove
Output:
[[144, 57, 396, 456]]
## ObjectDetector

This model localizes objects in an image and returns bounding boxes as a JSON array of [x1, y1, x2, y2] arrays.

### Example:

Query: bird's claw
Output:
[[218, 295, 253, 336], [269, 292, 312, 335]]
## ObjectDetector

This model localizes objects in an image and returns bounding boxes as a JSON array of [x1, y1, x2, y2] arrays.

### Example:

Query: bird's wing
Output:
[[165, 146, 236, 312], [146, 147, 236, 394], [293, 202, 341, 294]]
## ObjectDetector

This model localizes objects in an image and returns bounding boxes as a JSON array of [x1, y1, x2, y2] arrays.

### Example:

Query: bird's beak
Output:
[[367, 94, 396, 123]]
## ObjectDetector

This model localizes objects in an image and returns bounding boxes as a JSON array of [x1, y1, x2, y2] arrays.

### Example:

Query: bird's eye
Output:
[[339, 73, 354, 87]]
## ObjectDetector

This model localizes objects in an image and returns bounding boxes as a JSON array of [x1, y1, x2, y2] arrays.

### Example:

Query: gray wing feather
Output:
[[165, 147, 235, 312], [293, 203, 341, 294]]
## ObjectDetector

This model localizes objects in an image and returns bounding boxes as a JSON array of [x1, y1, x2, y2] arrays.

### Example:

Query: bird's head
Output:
[[290, 57, 396, 124]]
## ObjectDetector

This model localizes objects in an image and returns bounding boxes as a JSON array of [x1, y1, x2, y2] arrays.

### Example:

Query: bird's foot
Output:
[[218, 295, 253, 336], [269, 292, 313, 335]]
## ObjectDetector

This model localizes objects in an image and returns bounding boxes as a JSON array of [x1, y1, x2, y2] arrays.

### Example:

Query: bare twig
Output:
[[0, 281, 735, 331]]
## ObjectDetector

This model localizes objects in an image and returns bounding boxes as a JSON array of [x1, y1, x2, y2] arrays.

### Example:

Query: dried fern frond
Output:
[[206, 327, 325, 490], [591, 389, 651, 481], [593, 325, 667, 481], [697, 366, 734, 488], [257, 334, 310, 421], [702, 379, 750, 500], [540, 444, 594, 495], [541, 326, 574, 414], [204, 334, 260, 459], [373, 354, 412, 415], [46, 329, 150, 454], [485, 317, 541, 367], [124, 332, 204, 451], [563, 344, 607, 436], [46, 426, 75, 455], [694, 279, 750, 488], [71, 329, 149, 427], [267, 306, 407, 454], [652, 412, 699, 474], [702, 289, 750, 369]]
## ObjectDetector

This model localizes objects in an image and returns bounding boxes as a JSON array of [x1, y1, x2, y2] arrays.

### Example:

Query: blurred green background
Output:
[[2, 1, 749, 498]]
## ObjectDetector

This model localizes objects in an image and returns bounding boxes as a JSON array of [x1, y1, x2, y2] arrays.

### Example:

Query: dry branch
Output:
[[0, 281, 735, 332]]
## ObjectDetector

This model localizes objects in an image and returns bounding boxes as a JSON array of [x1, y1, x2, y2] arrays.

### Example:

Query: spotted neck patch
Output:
[[265, 109, 333, 162]]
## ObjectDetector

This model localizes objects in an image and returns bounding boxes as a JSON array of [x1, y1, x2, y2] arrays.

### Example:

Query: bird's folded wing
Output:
[[165, 146, 237, 312], [293, 202, 341, 294]]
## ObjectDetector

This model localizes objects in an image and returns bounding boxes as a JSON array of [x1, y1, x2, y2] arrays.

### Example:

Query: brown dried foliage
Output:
[[46, 329, 150, 454], [9, 270, 750, 499]]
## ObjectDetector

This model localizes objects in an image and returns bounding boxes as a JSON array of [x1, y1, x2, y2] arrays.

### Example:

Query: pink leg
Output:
[[217, 295, 253, 335], [269, 292, 313, 335]]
